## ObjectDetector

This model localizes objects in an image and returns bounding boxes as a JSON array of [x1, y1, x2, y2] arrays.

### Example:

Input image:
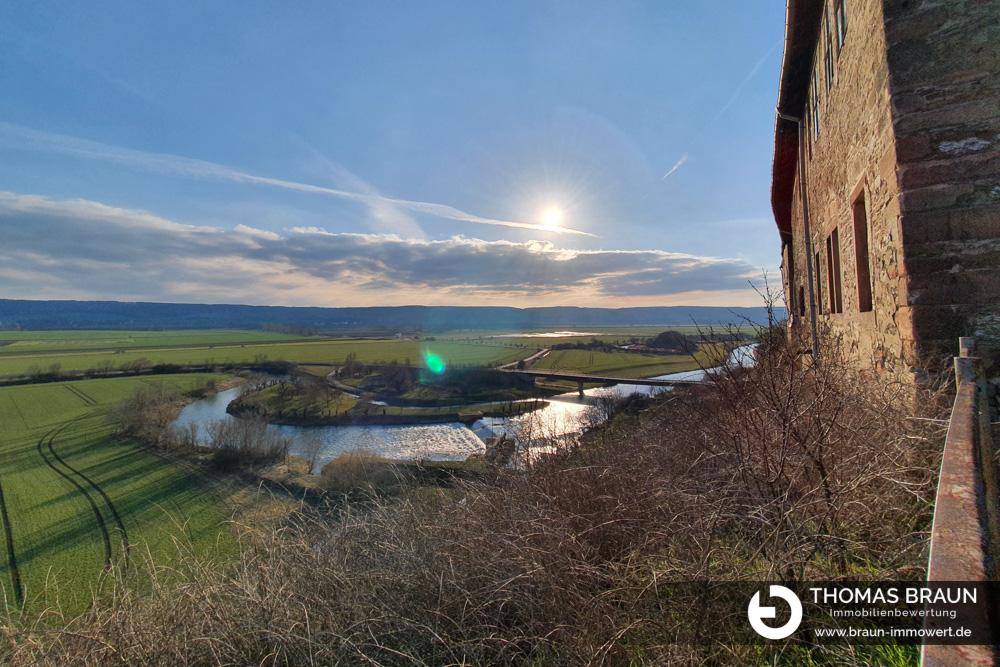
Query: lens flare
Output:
[[423, 350, 446, 375]]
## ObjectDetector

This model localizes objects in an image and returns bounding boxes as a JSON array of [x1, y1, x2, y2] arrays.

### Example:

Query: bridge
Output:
[[499, 368, 706, 396]]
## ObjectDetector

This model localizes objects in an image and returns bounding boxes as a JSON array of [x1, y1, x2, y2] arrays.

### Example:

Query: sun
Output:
[[540, 206, 564, 229]]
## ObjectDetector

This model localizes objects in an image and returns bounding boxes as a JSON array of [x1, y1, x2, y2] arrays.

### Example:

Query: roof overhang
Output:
[[771, 0, 825, 235]]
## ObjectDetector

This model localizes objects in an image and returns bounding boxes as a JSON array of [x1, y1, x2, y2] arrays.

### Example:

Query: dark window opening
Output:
[[835, 0, 848, 50], [814, 251, 823, 315], [824, 15, 834, 90], [811, 82, 820, 137], [805, 102, 813, 159], [826, 228, 843, 314], [798, 285, 806, 317], [853, 190, 873, 312]]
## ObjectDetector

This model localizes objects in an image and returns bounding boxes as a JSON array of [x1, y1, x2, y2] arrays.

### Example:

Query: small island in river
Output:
[[228, 364, 555, 426]]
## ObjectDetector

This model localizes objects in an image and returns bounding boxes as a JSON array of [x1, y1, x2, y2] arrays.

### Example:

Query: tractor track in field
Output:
[[36, 425, 115, 570], [0, 478, 24, 606], [46, 424, 130, 569], [63, 384, 97, 406]]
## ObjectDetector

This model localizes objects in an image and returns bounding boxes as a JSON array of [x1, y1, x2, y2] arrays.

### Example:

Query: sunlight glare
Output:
[[540, 206, 564, 229]]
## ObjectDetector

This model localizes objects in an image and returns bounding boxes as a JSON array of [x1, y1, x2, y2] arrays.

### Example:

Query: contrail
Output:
[[660, 42, 778, 185], [710, 42, 779, 124], [0, 122, 596, 237], [661, 153, 689, 180]]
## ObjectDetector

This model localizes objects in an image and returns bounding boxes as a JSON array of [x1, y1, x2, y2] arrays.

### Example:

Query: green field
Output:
[[0, 337, 535, 377], [0, 329, 309, 354], [531, 348, 706, 378], [0, 374, 237, 613]]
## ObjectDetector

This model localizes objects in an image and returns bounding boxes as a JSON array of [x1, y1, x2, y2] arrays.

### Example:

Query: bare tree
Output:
[[208, 418, 290, 470], [300, 432, 325, 474]]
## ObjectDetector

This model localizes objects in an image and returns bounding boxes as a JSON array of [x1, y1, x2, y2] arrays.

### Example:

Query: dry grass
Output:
[[2, 327, 947, 665], [319, 449, 403, 496]]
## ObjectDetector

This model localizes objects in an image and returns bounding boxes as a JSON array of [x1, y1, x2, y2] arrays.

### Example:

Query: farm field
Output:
[[530, 348, 708, 378], [0, 374, 237, 614], [0, 336, 536, 377], [0, 329, 310, 354]]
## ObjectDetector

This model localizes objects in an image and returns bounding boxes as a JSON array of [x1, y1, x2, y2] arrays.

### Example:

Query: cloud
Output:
[[0, 122, 594, 237], [297, 147, 427, 238], [0, 191, 762, 306], [661, 153, 689, 180]]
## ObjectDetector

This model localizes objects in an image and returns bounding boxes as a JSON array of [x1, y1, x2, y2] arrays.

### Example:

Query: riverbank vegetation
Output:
[[1, 324, 947, 664], [319, 450, 493, 497], [230, 372, 549, 426], [341, 365, 549, 404]]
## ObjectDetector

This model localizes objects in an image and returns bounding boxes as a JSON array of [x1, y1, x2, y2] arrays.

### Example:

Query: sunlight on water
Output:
[[172, 386, 484, 468], [490, 331, 601, 338], [172, 345, 756, 466]]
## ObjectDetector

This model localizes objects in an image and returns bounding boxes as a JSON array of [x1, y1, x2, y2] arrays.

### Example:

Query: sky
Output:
[[0, 1, 785, 308]]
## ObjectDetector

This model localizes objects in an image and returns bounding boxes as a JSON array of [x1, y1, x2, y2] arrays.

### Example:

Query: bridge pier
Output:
[[577, 381, 584, 397]]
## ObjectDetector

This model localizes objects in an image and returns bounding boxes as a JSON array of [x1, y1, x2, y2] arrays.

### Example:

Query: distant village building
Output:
[[772, 0, 1000, 379]]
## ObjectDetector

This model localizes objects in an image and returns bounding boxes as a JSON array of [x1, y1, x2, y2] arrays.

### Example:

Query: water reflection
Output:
[[172, 386, 484, 469], [172, 345, 755, 466]]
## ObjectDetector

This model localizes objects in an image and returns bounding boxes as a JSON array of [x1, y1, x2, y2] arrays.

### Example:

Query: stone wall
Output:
[[884, 0, 1000, 376], [783, 0, 1000, 379], [786, 0, 912, 374]]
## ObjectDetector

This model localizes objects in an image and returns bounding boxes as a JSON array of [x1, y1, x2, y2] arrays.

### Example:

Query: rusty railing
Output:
[[922, 337, 998, 665]]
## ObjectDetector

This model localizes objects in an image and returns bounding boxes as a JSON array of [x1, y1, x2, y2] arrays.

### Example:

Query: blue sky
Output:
[[0, 1, 785, 307]]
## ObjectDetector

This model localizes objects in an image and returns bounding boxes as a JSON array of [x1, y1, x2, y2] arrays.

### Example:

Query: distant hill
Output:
[[0, 299, 782, 332]]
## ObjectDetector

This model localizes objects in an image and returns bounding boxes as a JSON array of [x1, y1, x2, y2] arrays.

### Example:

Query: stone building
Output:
[[772, 0, 1000, 379]]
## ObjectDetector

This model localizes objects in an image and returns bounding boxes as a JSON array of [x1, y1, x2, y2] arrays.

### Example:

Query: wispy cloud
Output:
[[0, 191, 761, 306], [0, 122, 595, 237], [661, 153, 689, 180], [295, 143, 427, 238]]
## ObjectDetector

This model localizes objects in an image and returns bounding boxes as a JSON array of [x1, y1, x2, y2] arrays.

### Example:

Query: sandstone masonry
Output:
[[773, 0, 1000, 379]]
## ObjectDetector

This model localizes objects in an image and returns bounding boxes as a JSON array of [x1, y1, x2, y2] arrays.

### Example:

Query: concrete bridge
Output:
[[499, 368, 706, 396]]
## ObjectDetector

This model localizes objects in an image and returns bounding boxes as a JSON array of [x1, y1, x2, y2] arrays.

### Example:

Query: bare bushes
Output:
[[676, 327, 946, 579], [320, 449, 401, 496], [207, 417, 290, 470], [111, 379, 290, 471], [110, 382, 182, 446]]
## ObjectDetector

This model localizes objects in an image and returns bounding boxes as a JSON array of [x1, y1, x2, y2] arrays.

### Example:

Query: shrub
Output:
[[110, 382, 182, 445], [320, 449, 402, 496], [207, 418, 290, 470]]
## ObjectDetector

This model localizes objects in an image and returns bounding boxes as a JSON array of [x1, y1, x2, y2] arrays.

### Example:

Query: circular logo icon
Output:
[[748, 585, 802, 640]]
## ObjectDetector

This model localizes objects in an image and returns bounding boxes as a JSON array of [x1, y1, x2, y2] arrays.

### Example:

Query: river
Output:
[[172, 345, 755, 469]]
